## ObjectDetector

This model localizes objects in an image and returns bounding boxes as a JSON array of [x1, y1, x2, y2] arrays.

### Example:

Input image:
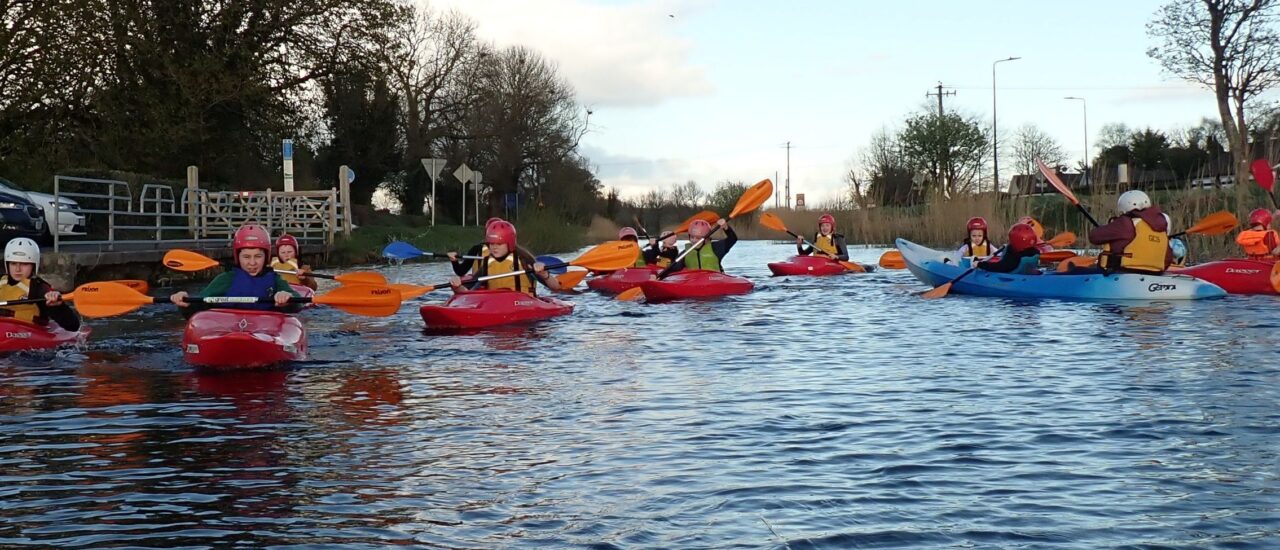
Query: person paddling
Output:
[[645, 231, 680, 268], [977, 223, 1041, 274], [271, 234, 317, 291], [1015, 216, 1055, 253], [171, 225, 302, 315], [448, 221, 561, 295], [1235, 208, 1280, 260], [617, 227, 649, 268], [1087, 190, 1172, 274], [662, 218, 737, 275], [1, 238, 81, 331], [956, 217, 996, 259], [448, 217, 505, 277], [796, 213, 848, 261]]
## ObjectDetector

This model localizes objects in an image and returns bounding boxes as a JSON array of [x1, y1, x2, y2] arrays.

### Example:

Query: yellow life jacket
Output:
[[1236, 229, 1279, 259], [481, 255, 536, 296], [812, 233, 838, 256], [656, 248, 674, 268], [271, 258, 301, 284], [683, 242, 722, 272], [0, 276, 38, 323], [963, 241, 993, 258], [1102, 218, 1168, 273]]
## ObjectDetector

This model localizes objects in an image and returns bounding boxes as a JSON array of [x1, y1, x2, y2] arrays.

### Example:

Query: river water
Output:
[[2, 240, 1278, 548]]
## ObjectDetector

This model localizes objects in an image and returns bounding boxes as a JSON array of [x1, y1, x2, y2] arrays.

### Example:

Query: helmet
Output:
[[485, 217, 504, 230], [275, 233, 299, 255], [1170, 238, 1188, 261], [966, 217, 988, 232], [233, 224, 271, 254], [1016, 216, 1045, 239], [4, 237, 40, 273], [1117, 190, 1152, 214], [1008, 223, 1038, 252], [1248, 208, 1272, 228], [818, 213, 836, 229], [486, 220, 517, 249], [688, 219, 712, 238], [618, 227, 639, 240]]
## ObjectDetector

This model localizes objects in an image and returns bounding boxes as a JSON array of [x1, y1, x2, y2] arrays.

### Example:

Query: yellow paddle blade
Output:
[[758, 212, 788, 233], [878, 250, 905, 269], [163, 249, 221, 272], [569, 240, 642, 272], [920, 282, 952, 300], [389, 283, 434, 300], [334, 271, 388, 285], [557, 270, 589, 288], [1039, 250, 1078, 263], [1046, 232, 1077, 249], [729, 178, 774, 219], [313, 284, 402, 317], [71, 281, 159, 318], [1185, 210, 1239, 236], [840, 260, 867, 273], [616, 286, 644, 301], [673, 210, 719, 234]]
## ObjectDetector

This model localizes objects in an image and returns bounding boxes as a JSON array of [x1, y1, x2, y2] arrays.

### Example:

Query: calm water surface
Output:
[[2, 241, 1278, 548]]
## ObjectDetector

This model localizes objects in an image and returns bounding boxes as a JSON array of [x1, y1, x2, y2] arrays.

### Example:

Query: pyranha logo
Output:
[[1148, 283, 1177, 292]]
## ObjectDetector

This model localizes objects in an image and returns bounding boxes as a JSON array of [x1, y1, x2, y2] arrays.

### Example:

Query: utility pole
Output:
[[775, 170, 780, 208], [926, 82, 955, 117], [925, 83, 956, 194], [785, 141, 792, 209]]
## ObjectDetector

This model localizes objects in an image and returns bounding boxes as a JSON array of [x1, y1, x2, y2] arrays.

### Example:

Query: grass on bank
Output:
[[332, 208, 589, 265]]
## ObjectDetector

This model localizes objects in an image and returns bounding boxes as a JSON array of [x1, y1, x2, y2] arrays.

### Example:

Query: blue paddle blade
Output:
[[536, 255, 567, 274], [383, 241, 426, 260]]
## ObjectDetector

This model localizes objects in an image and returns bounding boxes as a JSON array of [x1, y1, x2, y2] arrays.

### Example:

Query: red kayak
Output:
[[0, 319, 90, 353], [290, 284, 316, 308], [1176, 258, 1279, 295], [639, 270, 754, 303], [182, 309, 307, 370], [420, 289, 574, 330], [587, 266, 661, 294], [767, 255, 848, 276]]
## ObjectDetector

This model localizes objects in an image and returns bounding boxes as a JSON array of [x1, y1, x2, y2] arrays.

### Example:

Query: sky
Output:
[[429, 0, 1226, 204]]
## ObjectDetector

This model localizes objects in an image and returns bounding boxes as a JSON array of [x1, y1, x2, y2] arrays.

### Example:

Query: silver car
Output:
[[0, 176, 87, 239]]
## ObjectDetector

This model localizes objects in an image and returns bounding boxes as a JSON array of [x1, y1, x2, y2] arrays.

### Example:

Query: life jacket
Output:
[[225, 267, 281, 311], [0, 276, 38, 323], [1236, 229, 1279, 260], [683, 241, 722, 272], [478, 254, 536, 296], [656, 247, 676, 268], [271, 258, 301, 284], [962, 240, 993, 258], [811, 233, 839, 256], [632, 247, 648, 268], [1102, 217, 1168, 273]]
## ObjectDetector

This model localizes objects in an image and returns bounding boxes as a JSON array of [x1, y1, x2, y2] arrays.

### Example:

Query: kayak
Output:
[[587, 266, 661, 294], [182, 309, 307, 370], [897, 238, 1226, 301], [639, 269, 754, 302], [0, 319, 90, 353], [290, 283, 316, 308], [420, 289, 574, 330], [767, 255, 849, 276], [1175, 258, 1278, 295]]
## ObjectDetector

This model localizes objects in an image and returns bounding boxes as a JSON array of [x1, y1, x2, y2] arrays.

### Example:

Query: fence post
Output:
[[339, 165, 353, 236], [266, 188, 274, 236], [328, 189, 337, 246]]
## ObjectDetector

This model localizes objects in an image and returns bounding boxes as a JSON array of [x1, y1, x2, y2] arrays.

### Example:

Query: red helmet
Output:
[[233, 224, 271, 254], [1008, 223, 1037, 252], [1016, 216, 1045, 239], [818, 213, 836, 229], [618, 227, 639, 240], [486, 220, 517, 249], [1248, 208, 1272, 228], [485, 217, 503, 230], [275, 233, 299, 255], [966, 217, 988, 232], [688, 219, 712, 238]]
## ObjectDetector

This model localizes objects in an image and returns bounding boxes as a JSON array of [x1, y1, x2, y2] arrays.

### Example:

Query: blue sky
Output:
[[434, 0, 1224, 203]]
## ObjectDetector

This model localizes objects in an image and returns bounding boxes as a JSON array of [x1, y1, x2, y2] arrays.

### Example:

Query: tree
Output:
[[1130, 128, 1171, 170], [705, 180, 747, 215], [316, 62, 403, 206], [670, 180, 702, 210], [1148, 0, 1280, 187], [1095, 123, 1133, 153], [851, 127, 917, 207], [1009, 123, 1066, 181], [900, 111, 990, 198]]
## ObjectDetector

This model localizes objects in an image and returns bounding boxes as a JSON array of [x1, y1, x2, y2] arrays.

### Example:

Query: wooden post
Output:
[[338, 165, 353, 236], [328, 189, 337, 247], [186, 166, 199, 239]]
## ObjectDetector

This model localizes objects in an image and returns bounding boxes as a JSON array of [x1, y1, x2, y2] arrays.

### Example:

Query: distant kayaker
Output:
[[271, 234, 317, 290], [977, 223, 1041, 274], [1235, 208, 1279, 260], [957, 217, 996, 259], [645, 231, 680, 268], [170, 225, 302, 315], [0, 237, 81, 331], [617, 227, 649, 268], [796, 213, 849, 261], [1087, 190, 1172, 274], [663, 218, 736, 274], [1015, 216, 1055, 253], [449, 220, 561, 295]]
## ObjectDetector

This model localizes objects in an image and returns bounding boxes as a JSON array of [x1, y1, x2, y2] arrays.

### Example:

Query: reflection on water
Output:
[[1, 241, 1278, 548]]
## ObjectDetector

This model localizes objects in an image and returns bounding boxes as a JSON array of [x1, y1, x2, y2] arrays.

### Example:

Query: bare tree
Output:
[[1010, 123, 1066, 180], [669, 180, 702, 210], [1148, 0, 1280, 186]]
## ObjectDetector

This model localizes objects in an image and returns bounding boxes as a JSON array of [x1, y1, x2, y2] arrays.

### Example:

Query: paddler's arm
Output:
[[171, 272, 234, 318], [796, 236, 812, 256], [32, 279, 81, 331], [833, 234, 849, 261], [272, 274, 304, 313], [712, 221, 737, 258], [519, 250, 559, 291]]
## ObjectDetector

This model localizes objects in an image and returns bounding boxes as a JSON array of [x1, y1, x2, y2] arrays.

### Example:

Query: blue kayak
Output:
[[897, 238, 1226, 301]]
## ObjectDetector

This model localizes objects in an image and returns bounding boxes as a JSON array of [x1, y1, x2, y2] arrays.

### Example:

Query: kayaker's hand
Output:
[[273, 291, 292, 307], [716, 218, 727, 229], [796, 236, 804, 245], [649, 238, 657, 247], [297, 266, 312, 280], [449, 276, 462, 288], [171, 291, 190, 308], [44, 291, 63, 306], [533, 261, 547, 274], [447, 251, 459, 262]]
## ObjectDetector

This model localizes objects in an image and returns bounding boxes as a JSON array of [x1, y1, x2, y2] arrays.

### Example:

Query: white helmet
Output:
[[1117, 190, 1151, 214], [4, 238, 40, 274]]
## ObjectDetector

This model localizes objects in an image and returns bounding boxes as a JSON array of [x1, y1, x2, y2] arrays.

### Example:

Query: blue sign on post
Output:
[[283, 139, 294, 160], [504, 193, 518, 209]]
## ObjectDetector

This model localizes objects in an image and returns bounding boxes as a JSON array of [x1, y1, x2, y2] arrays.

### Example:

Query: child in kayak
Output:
[[448, 221, 560, 295], [617, 227, 649, 267], [448, 217, 506, 276], [270, 233, 317, 291], [1235, 208, 1279, 260], [170, 225, 301, 315], [645, 231, 680, 268], [977, 223, 1041, 274], [796, 213, 849, 261], [1088, 190, 1172, 274], [663, 218, 736, 274], [0, 237, 81, 331], [1015, 216, 1055, 253], [956, 217, 996, 259]]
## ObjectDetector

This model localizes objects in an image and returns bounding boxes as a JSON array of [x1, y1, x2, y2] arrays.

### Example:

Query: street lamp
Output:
[[1064, 96, 1088, 186], [992, 56, 1021, 195]]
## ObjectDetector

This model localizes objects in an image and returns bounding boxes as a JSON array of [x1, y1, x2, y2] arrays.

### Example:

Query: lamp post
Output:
[[1064, 96, 1088, 186], [992, 56, 1021, 194]]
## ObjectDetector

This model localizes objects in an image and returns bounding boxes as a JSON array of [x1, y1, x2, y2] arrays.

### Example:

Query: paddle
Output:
[[382, 241, 484, 262], [1170, 210, 1238, 238], [406, 240, 640, 295], [1271, 260, 1280, 293], [162, 250, 387, 285], [1249, 159, 1279, 209], [921, 246, 1008, 300], [878, 250, 905, 269], [1038, 250, 1078, 263], [617, 179, 774, 301], [0, 279, 150, 307], [72, 281, 402, 318], [758, 212, 866, 272], [673, 210, 720, 235], [1037, 158, 1101, 227], [1045, 232, 1076, 248]]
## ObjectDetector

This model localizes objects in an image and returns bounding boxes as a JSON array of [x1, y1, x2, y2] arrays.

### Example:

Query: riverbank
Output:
[[331, 209, 590, 266]]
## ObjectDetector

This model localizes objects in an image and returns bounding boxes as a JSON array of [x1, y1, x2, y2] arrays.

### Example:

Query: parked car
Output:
[[0, 176, 88, 240], [0, 188, 47, 245]]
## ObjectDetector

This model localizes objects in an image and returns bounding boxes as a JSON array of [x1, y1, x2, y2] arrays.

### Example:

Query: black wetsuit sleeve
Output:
[[643, 243, 660, 264], [797, 240, 812, 255], [977, 248, 1036, 273], [712, 226, 738, 258], [834, 235, 849, 262], [451, 243, 484, 276], [32, 279, 81, 331]]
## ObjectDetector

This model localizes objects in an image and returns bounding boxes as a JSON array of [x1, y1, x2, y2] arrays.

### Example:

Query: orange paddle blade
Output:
[[673, 210, 719, 234], [1184, 210, 1238, 236], [570, 240, 642, 272], [840, 260, 867, 273], [1036, 158, 1081, 206], [334, 271, 388, 285], [163, 249, 222, 272], [313, 284, 402, 317], [389, 283, 434, 300], [557, 270, 589, 288], [878, 250, 905, 269], [1046, 232, 1076, 249], [1039, 250, 1078, 263], [729, 179, 774, 219], [71, 281, 159, 318], [616, 286, 644, 301], [1272, 260, 1280, 293], [758, 212, 788, 233], [1056, 255, 1098, 273], [920, 282, 953, 300]]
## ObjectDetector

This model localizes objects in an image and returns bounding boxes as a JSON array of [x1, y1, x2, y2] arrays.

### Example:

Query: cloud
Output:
[[430, 0, 714, 107], [1114, 83, 1212, 105]]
